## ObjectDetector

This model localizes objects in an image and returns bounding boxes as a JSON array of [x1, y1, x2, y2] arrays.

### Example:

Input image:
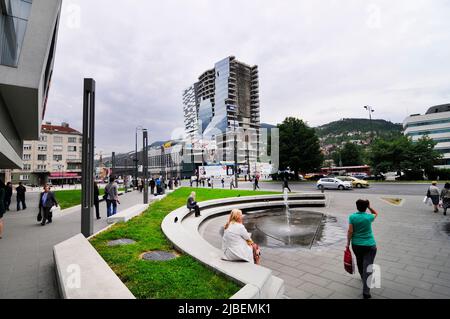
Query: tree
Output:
[[368, 135, 441, 176], [332, 142, 365, 167], [278, 117, 324, 178]]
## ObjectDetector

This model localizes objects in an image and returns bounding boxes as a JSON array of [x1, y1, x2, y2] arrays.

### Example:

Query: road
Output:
[[182, 180, 437, 196]]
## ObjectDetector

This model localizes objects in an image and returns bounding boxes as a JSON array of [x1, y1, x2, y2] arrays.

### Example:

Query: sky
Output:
[[44, 0, 450, 155]]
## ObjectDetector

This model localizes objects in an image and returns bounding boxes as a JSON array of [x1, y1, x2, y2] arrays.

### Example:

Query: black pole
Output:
[[81, 78, 95, 237], [111, 152, 116, 177], [143, 129, 149, 204], [135, 130, 138, 189]]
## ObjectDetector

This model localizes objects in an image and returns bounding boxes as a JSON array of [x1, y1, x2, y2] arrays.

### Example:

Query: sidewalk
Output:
[[0, 190, 153, 299]]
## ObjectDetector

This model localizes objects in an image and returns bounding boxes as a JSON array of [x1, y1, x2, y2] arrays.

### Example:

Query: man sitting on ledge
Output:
[[187, 192, 201, 217]]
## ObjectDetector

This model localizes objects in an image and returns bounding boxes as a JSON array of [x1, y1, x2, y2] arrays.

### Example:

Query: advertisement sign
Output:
[[200, 165, 228, 177]]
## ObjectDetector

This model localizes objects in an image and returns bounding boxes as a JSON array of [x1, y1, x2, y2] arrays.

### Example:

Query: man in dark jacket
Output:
[[39, 184, 59, 226], [4, 182, 12, 211], [16, 182, 27, 211], [187, 191, 201, 217], [94, 182, 100, 220], [150, 178, 156, 195]]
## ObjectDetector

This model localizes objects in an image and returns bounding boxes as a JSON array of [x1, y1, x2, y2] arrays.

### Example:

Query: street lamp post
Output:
[[364, 105, 375, 143], [232, 106, 239, 189], [143, 129, 149, 204], [134, 126, 144, 189]]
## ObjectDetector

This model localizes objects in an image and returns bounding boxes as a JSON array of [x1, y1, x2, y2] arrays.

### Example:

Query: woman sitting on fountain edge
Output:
[[222, 209, 261, 265]]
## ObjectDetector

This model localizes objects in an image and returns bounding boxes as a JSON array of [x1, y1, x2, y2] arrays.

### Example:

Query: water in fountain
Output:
[[283, 188, 292, 245]]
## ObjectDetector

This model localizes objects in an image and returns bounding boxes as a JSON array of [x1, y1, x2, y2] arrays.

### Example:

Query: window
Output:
[[20, 175, 30, 181], [23, 154, 31, 161], [53, 155, 63, 161], [23, 145, 32, 151], [37, 155, 47, 161], [37, 165, 47, 171], [53, 164, 64, 170], [40, 136, 47, 142], [79, 138, 83, 143], [68, 137, 77, 143], [54, 136, 63, 143], [23, 164, 31, 171], [68, 146, 77, 152], [38, 145, 47, 152], [53, 145, 63, 152]]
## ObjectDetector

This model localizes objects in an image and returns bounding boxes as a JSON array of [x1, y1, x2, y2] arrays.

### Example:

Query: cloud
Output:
[[44, 0, 450, 153]]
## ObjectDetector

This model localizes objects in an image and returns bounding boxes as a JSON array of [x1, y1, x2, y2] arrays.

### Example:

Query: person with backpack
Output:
[[440, 183, 450, 216], [105, 176, 119, 217]]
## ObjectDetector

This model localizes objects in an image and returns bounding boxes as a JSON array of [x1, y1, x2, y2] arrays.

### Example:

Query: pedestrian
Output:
[[0, 180, 5, 239], [139, 179, 144, 193], [156, 177, 162, 195], [187, 191, 201, 217], [283, 178, 291, 193], [440, 183, 450, 216], [16, 182, 27, 211], [4, 182, 12, 211], [427, 181, 441, 213], [105, 176, 119, 217], [221, 178, 225, 188], [254, 175, 260, 190], [94, 182, 100, 220], [222, 209, 260, 264], [169, 178, 174, 190], [230, 178, 235, 190], [150, 178, 156, 195], [346, 199, 378, 299], [38, 184, 59, 226]]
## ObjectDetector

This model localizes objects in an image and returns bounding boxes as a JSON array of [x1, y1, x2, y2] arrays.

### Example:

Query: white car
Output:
[[317, 178, 353, 190]]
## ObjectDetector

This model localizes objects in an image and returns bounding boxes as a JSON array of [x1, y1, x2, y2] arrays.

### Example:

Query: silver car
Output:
[[317, 178, 353, 190]]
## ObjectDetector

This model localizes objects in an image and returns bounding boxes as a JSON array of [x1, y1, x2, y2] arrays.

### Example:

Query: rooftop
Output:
[[41, 122, 82, 135]]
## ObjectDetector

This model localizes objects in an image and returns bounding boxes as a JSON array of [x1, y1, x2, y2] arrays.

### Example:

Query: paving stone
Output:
[[379, 279, 414, 294], [298, 282, 333, 298], [278, 265, 306, 278], [393, 275, 433, 290], [283, 286, 313, 299], [386, 267, 423, 280], [327, 282, 363, 298], [431, 284, 450, 297], [381, 288, 418, 299], [411, 287, 449, 299], [319, 270, 353, 284], [300, 273, 332, 288]]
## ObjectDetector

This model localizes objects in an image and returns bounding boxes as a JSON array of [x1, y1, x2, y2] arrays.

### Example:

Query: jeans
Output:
[[352, 245, 377, 295], [106, 200, 117, 217], [4, 197, 11, 210], [17, 198, 26, 211], [94, 201, 100, 219]]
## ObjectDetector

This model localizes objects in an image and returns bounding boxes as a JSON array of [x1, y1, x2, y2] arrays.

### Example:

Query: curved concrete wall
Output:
[[162, 193, 326, 299]]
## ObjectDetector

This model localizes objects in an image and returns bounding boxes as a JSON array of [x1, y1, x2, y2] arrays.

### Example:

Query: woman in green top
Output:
[[346, 199, 378, 299]]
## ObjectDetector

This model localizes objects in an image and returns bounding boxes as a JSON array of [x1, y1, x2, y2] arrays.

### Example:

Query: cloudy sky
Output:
[[44, 0, 450, 154]]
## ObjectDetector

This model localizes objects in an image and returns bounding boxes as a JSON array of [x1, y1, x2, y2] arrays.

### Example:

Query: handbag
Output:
[[252, 243, 261, 264], [344, 247, 354, 274], [37, 209, 42, 222]]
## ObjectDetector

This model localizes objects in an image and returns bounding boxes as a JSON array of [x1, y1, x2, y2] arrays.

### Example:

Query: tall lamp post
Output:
[[134, 126, 144, 189], [143, 129, 149, 204], [231, 105, 239, 189], [364, 105, 375, 143]]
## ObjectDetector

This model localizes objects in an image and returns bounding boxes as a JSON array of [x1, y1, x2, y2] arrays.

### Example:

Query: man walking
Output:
[[4, 182, 12, 211], [39, 185, 58, 226], [105, 176, 119, 217], [283, 178, 292, 193], [16, 182, 27, 211], [150, 178, 156, 195], [254, 175, 260, 190]]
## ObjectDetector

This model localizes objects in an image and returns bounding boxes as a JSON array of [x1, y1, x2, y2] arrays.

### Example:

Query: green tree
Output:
[[368, 135, 441, 175], [278, 117, 324, 178], [332, 142, 365, 166]]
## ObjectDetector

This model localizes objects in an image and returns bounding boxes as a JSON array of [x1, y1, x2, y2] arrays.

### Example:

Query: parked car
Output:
[[317, 178, 353, 190], [305, 174, 326, 181], [337, 176, 370, 188], [364, 174, 386, 181]]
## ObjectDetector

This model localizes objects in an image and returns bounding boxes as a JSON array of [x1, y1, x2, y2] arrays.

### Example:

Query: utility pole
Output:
[[364, 105, 375, 143]]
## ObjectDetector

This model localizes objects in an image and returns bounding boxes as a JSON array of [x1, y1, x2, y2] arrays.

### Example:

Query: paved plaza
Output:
[[201, 191, 450, 299], [1, 185, 450, 299], [0, 190, 149, 299]]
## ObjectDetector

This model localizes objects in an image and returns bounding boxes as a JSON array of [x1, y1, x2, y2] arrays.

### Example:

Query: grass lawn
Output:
[[54, 188, 126, 210], [90, 187, 278, 299]]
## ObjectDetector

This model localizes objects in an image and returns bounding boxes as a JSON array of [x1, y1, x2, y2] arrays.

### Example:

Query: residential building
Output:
[[11, 122, 83, 185], [0, 0, 62, 171], [182, 56, 261, 167], [403, 103, 450, 168]]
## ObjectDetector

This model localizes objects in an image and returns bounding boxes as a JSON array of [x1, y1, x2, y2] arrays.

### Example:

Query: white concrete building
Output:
[[403, 104, 450, 168], [0, 0, 62, 171]]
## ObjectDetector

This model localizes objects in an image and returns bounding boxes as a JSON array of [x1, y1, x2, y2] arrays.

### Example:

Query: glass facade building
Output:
[[182, 56, 261, 165], [0, 0, 33, 67]]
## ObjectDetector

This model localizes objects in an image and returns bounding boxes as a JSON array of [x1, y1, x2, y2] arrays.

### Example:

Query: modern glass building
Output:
[[404, 104, 450, 168], [182, 56, 261, 166], [0, 0, 62, 170]]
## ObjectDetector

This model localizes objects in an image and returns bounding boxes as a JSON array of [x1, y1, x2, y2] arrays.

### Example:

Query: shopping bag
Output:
[[344, 247, 354, 274], [37, 209, 42, 222]]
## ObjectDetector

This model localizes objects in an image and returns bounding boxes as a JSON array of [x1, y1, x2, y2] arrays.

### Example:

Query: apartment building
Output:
[[11, 122, 83, 185]]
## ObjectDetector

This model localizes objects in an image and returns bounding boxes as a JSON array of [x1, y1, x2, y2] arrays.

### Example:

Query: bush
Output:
[[396, 170, 425, 181], [427, 168, 450, 181]]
